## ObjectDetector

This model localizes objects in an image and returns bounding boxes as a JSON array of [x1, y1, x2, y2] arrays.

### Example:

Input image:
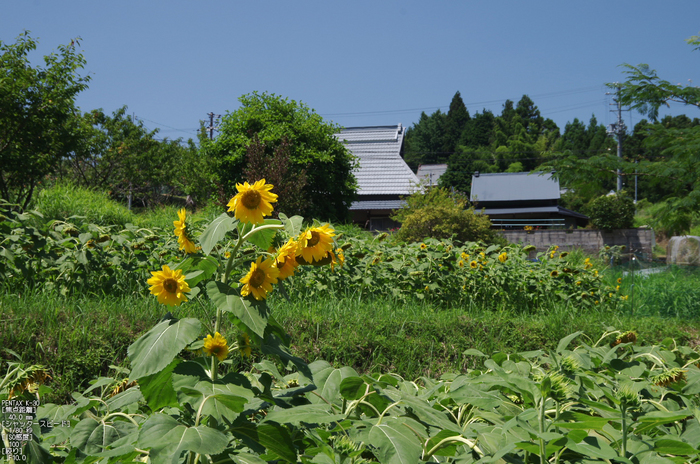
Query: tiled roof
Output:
[[416, 164, 448, 186], [349, 199, 407, 211], [336, 125, 419, 197], [470, 172, 560, 202], [479, 206, 588, 219]]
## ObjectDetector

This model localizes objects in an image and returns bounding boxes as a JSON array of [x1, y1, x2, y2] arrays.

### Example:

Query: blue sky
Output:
[[3, 1, 699, 142]]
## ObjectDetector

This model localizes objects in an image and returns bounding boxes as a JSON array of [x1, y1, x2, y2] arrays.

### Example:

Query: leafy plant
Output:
[[587, 192, 635, 231], [391, 187, 502, 244]]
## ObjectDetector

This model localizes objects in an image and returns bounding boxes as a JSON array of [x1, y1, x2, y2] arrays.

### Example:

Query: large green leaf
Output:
[[566, 436, 619, 460], [256, 423, 297, 463], [307, 360, 358, 405], [207, 280, 268, 338], [365, 417, 424, 464], [127, 318, 201, 380], [138, 414, 229, 464], [262, 332, 313, 381], [263, 403, 345, 426], [653, 439, 698, 455], [138, 358, 180, 411], [177, 380, 252, 421], [199, 213, 237, 256], [279, 213, 304, 237], [245, 219, 281, 249], [70, 417, 137, 455], [557, 331, 583, 353]]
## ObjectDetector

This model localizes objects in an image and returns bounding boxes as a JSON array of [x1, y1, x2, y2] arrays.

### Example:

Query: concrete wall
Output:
[[499, 229, 655, 257]]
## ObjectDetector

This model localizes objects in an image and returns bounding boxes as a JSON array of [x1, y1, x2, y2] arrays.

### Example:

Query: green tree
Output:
[[0, 32, 90, 209], [391, 187, 503, 244], [404, 109, 447, 169], [200, 92, 357, 222], [586, 192, 635, 231], [65, 106, 202, 207], [545, 33, 700, 234], [442, 91, 470, 154]]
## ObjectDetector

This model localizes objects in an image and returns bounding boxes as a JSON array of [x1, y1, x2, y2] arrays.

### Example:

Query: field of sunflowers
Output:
[[2, 181, 700, 463]]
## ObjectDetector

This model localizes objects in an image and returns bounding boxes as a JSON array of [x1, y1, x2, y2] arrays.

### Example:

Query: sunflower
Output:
[[458, 260, 465, 268], [274, 239, 299, 280], [330, 248, 345, 271], [240, 256, 280, 300], [147, 265, 191, 306], [203, 332, 229, 362], [237, 332, 252, 358], [550, 270, 559, 277], [297, 224, 335, 263], [420, 243, 427, 250], [470, 260, 478, 269], [227, 179, 278, 224], [498, 252, 508, 263], [174, 208, 197, 254]]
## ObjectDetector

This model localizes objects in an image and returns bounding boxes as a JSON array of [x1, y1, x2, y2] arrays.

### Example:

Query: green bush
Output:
[[391, 187, 502, 244], [587, 192, 635, 231], [34, 182, 134, 227]]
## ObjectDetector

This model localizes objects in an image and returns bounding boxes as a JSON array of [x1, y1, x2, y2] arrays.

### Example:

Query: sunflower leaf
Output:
[[127, 318, 201, 380], [207, 281, 269, 338], [199, 213, 237, 256], [245, 219, 282, 250]]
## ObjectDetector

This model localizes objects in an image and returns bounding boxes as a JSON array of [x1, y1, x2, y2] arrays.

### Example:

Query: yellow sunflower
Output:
[[470, 260, 478, 269], [240, 256, 280, 300], [550, 270, 559, 277], [227, 179, 278, 224], [297, 224, 335, 263], [237, 332, 252, 358], [420, 243, 427, 250], [174, 208, 197, 254], [498, 252, 508, 263], [147, 265, 191, 306], [274, 239, 299, 280], [330, 248, 345, 271], [203, 332, 229, 362]]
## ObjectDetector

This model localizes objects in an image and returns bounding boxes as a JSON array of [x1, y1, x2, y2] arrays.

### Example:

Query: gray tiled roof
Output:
[[336, 125, 419, 196], [479, 206, 588, 219], [470, 172, 560, 202], [416, 164, 448, 186], [348, 199, 407, 211]]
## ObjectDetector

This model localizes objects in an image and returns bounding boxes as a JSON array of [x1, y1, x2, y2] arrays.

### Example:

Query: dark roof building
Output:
[[336, 124, 419, 230], [470, 172, 588, 229]]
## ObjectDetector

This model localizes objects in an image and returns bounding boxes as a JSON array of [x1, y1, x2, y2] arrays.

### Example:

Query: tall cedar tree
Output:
[[442, 91, 470, 155]]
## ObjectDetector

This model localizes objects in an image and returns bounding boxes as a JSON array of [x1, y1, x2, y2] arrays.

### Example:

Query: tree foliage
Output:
[[586, 192, 635, 231], [391, 187, 502, 244], [64, 106, 207, 207], [0, 32, 90, 209], [545, 33, 700, 234], [200, 92, 357, 222]]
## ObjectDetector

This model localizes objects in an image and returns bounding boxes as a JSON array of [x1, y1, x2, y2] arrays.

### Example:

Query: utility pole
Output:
[[606, 85, 627, 192], [206, 112, 221, 140]]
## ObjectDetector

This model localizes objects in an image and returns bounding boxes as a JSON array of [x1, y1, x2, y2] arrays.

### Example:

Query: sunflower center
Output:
[[211, 345, 223, 356], [163, 278, 179, 294], [307, 231, 320, 247], [241, 190, 262, 209], [249, 269, 267, 288]]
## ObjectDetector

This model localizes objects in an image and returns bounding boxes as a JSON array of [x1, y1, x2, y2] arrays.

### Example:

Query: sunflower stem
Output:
[[241, 224, 284, 243]]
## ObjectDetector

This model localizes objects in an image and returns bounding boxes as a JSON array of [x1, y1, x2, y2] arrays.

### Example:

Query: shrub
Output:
[[587, 192, 635, 231], [34, 182, 134, 227], [391, 187, 502, 244]]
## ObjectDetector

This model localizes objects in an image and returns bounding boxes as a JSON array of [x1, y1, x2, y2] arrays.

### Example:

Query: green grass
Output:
[[4, 287, 700, 404], [33, 182, 135, 227]]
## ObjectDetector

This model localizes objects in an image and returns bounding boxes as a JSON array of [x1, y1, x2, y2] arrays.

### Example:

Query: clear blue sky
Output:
[[3, 1, 699, 142]]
